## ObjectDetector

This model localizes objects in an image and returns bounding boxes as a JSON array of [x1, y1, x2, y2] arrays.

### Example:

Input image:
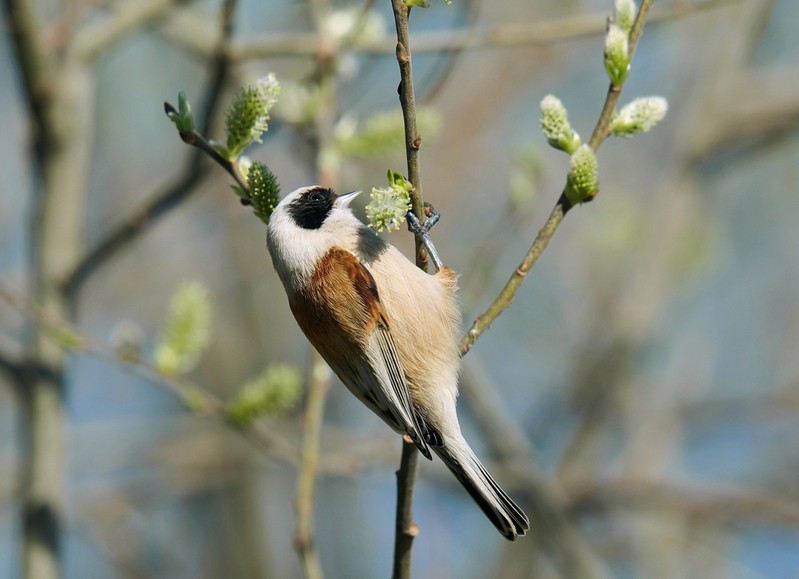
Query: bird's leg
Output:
[[407, 202, 444, 271]]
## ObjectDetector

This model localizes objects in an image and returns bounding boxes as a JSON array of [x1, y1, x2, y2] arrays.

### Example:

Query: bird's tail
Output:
[[432, 436, 530, 541]]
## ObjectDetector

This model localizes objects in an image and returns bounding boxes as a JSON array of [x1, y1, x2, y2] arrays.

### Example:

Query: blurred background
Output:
[[2, 0, 799, 577]]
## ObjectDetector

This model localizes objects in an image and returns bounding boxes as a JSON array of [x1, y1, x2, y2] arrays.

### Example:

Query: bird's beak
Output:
[[336, 190, 361, 208]]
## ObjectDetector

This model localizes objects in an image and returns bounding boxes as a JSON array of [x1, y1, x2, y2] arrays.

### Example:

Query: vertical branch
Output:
[[390, 0, 427, 269], [460, 0, 655, 356], [392, 439, 420, 579], [291, 2, 336, 577], [63, 0, 239, 298], [3, 0, 95, 577], [388, 2, 426, 577], [293, 353, 330, 579]]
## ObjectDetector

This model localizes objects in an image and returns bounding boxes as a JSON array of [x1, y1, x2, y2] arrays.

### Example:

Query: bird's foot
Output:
[[407, 203, 443, 271]]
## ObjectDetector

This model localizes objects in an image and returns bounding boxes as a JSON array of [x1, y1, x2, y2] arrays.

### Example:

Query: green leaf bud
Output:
[[154, 282, 213, 376], [614, 0, 637, 34], [611, 97, 669, 137], [540, 95, 581, 154], [565, 145, 599, 206], [604, 23, 631, 86], [166, 91, 196, 133], [227, 364, 303, 425], [225, 74, 281, 159]]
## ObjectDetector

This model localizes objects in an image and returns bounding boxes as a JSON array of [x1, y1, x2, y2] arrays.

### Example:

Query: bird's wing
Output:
[[289, 247, 430, 458]]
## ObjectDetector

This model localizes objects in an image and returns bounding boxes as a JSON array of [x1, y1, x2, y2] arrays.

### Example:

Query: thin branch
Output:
[[73, 0, 189, 62], [63, 0, 239, 298], [1, 0, 56, 153], [0, 285, 301, 465], [62, 168, 207, 298], [392, 439, 420, 579], [388, 2, 429, 577], [460, 0, 655, 356], [0, 350, 24, 383], [219, 0, 738, 61], [293, 353, 330, 579], [391, 0, 428, 270], [568, 479, 799, 529], [461, 356, 613, 579]]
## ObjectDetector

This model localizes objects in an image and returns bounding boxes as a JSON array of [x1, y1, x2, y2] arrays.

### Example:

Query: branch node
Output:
[[396, 42, 409, 64]]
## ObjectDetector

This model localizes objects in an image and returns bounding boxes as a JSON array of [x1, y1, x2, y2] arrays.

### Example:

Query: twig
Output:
[[387, 1, 430, 576], [392, 439, 420, 579], [460, 0, 655, 356], [568, 479, 799, 528], [63, 169, 207, 298], [293, 353, 330, 579], [63, 0, 239, 298], [1, 0, 56, 153], [460, 356, 613, 578], [0, 285, 301, 466], [221, 0, 739, 61], [73, 0, 189, 62], [391, 0, 428, 270]]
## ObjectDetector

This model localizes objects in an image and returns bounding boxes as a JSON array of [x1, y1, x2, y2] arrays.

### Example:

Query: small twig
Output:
[[391, 0, 427, 271], [293, 352, 330, 579], [387, 1, 430, 576], [221, 0, 738, 61], [392, 439, 420, 579], [72, 0, 188, 62], [568, 479, 799, 529], [63, 0, 239, 298], [63, 168, 208, 298], [0, 285, 301, 465], [460, 356, 613, 578], [460, 0, 654, 356], [1, 0, 56, 153]]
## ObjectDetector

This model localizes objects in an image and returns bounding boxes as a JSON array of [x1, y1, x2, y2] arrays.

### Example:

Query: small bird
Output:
[[267, 185, 529, 540]]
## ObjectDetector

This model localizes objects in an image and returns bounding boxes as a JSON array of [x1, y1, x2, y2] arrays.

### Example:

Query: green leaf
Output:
[[166, 91, 196, 133]]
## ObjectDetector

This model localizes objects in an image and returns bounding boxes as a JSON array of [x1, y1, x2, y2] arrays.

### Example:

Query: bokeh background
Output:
[[2, 0, 799, 577]]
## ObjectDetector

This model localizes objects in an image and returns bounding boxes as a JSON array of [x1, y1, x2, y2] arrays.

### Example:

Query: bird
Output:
[[266, 185, 530, 540]]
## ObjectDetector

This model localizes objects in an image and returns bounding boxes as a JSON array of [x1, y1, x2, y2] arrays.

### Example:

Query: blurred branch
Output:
[[209, 0, 739, 61], [1, 0, 56, 152], [690, 64, 799, 164], [461, 356, 613, 579], [460, 0, 654, 356], [63, 169, 207, 298], [293, 353, 329, 579], [569, 479, 799, 528], [63, 0, 239, 298], [4, 2, 95, 578], [0, 285, 301, 465], [0, 350, 24, 383], [73, 0, 190, 62]]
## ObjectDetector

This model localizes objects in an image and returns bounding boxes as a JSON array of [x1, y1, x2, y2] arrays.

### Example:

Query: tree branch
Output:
[[217, 0, 738, 61], [387, 1, 430, 576], [392, 439, 420, 579], [63, 0, 239, 298], [460, 0, 655, 356], [73, 0, 189, 62], [293, 353, 330, 579], [0, 285, 302, 466]]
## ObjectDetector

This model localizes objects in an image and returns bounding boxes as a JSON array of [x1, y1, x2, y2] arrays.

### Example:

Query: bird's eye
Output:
[[309, 192, 324, 203]]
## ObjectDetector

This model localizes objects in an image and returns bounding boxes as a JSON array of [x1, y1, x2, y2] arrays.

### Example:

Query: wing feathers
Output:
[[289, 247, 430, 458]]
